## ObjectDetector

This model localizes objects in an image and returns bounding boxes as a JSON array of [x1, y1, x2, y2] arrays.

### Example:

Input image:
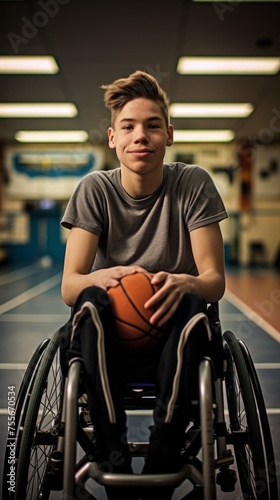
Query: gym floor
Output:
[[0, 261, 279, 499]]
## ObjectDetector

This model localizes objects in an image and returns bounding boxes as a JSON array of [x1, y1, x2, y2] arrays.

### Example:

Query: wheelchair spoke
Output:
[[28, 447, 47, 498], [14, 331, 64, 500], [25, 373, 63, 497], [224, 330, 270, 500], [2, 340, 51, 500]]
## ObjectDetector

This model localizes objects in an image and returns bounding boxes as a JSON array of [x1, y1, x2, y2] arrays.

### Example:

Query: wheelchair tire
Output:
[[2, 338, 50, 500], [238, 339, 278, 500], [14, 329, 64, 500], [223, 330, 270, 500]]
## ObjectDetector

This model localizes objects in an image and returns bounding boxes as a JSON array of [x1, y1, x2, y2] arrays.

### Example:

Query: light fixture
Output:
[[15, 131, 89, 143], [169, 103, 254, 118], [173, 130, 235, 143], [0, 103, 78, 117], [177, 57, 280, 75], [0, 56, 59, 74]]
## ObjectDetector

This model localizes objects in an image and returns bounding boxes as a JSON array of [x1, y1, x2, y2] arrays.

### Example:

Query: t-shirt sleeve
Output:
[[185, 166, 228, 232], [61, 174, 105, 236]]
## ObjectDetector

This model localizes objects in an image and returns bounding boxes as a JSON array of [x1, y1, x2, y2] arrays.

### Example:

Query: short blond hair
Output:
[[101, 70, 170, 127]]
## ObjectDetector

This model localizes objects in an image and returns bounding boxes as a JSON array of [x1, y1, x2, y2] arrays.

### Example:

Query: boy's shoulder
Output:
[[164, 162, 202, 177], [81, 167, 120, 184]]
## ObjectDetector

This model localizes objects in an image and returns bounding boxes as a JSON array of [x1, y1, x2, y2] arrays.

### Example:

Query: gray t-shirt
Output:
[[61, 162, 228, 276]]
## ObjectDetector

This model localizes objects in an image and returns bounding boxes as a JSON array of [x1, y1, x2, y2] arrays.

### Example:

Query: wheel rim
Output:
[[26, 351, 63, 499], [226, 347, 256, 497], [224, 331, 269, 500]]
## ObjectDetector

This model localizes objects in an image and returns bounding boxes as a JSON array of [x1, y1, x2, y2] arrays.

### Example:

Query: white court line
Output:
[[224, 289, 280, 343], [0, 363, 28, 370], [0, 263, 45, 286], [0, 362, 60, 369], [255, 363, 280, 369], [221, 313, 249, 322], [0, 273, 62, 315], [0, 314, 69, 322]]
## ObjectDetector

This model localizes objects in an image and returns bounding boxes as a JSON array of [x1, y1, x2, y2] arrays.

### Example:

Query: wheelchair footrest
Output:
[[76, 462, 200, 488]]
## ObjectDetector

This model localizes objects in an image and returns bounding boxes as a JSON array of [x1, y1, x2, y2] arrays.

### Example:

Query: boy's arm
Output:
[[188, 221, 226, 302], [61, 227, 149, 307], [146, 222, 226, 327], [61, 227, 99, 306]]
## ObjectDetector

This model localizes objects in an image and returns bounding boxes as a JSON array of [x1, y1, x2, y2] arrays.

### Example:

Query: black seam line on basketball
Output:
[[119, 275, 162, 332], [115, 317, 165, 338], [120, 333, 166, 348], [143, 273, 163, 326], [143, 272, 159, 304]]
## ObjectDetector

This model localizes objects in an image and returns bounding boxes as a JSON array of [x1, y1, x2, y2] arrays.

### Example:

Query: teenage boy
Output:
[[60, 70, 227, 499]]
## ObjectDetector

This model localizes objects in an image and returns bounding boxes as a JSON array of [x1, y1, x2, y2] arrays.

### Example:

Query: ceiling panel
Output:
[[0, 0, 279, 145]]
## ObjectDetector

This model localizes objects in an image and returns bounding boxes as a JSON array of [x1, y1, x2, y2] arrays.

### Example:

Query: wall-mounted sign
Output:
[[13, 151, 96, 178], [4, 146, 104, 200]]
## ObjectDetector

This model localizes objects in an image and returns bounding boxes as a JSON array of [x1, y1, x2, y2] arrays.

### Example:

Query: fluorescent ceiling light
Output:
[[170, 103, 254, 118], [15, 131, 89, 143], [0, 56, 59, 74], [173, 130, 235, 143], [0, 103, 78, 117], [177, 57, 280, 75]]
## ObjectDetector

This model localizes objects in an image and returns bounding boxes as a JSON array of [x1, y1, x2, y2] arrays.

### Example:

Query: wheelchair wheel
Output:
[[14, 329, 64, 500], [238, 339, 278, 500], [2, 338, 50, 500], [223, 330, 270, 500]]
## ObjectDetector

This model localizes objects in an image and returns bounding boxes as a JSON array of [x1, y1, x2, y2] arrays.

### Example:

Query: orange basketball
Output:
[[107, 272, 167, 352]]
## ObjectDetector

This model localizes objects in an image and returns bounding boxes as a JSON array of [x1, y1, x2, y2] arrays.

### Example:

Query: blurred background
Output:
[[0, 0, 279, 268], [0, 2, 280, 498]]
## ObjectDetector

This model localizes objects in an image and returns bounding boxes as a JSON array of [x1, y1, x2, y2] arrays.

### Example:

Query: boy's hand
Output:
[[145, 272, 191, 327], [93, 265, 152, 290]]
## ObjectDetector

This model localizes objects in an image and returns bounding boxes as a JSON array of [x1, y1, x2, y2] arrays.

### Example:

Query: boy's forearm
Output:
[[61, 272, 95, 307], [189, 270, 225, 304]]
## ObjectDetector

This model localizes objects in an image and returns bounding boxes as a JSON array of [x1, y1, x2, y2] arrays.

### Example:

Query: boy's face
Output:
[[108, 97, 173, 176]]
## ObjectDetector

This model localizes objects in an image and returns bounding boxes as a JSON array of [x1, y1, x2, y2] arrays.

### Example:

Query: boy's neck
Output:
[[120, 167, 164, 199]]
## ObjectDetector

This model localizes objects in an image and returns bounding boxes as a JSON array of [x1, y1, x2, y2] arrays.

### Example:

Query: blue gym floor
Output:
[[0, 261, 279, 499]]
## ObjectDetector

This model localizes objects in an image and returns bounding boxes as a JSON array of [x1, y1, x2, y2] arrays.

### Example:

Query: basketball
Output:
[[107, 272, 167, 352]]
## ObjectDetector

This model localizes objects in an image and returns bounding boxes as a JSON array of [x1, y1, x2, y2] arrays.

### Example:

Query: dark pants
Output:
[[59, 286, 212, 499]]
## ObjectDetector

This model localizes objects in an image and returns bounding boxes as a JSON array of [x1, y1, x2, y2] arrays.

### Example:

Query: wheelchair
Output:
[[2, 303, 278, 500]]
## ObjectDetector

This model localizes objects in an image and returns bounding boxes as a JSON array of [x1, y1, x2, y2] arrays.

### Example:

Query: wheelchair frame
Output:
[[2, 305, 278, 500]]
